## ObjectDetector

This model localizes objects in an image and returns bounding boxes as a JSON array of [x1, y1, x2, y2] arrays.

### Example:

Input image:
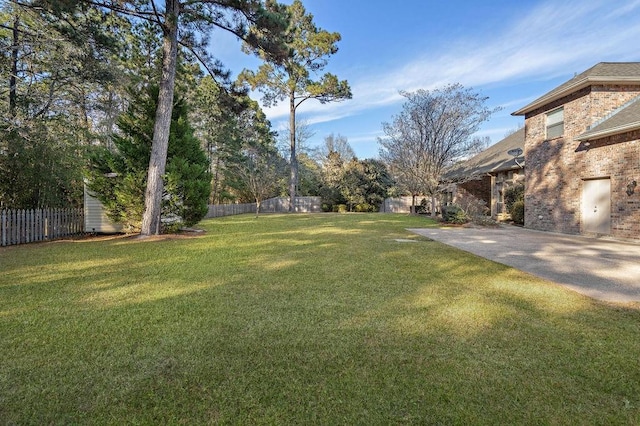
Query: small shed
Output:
[[83, 185, 123, 233]]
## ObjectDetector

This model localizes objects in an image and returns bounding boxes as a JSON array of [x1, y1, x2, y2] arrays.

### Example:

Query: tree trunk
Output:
[[211, 152, 221, 204], [140, 1, 179, 236], [288, 94, 297, 212], [431, 193, 437, 217], [9, 15, 19, 117]]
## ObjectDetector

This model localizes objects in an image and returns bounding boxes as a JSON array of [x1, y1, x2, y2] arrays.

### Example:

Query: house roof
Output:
[[574, 95, 640, 141], [512, 62, 640, 116], [443, 127, 525, 181]]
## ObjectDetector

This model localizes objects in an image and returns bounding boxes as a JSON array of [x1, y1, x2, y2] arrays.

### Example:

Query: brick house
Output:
[[512, 62, 640, 240], [443, 128, 525, 219]]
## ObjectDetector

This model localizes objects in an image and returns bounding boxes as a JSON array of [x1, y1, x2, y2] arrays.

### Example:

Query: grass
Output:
[[1, 213, 639, 424]]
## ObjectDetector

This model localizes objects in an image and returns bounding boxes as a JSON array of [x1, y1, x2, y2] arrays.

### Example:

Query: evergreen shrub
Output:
[[511, 200, 525, 225], [442, 204, 468, 224], [354, 203, 376, 212]]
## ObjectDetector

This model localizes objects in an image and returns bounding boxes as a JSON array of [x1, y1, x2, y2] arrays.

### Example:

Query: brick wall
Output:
[[458, 176, 491, 205], [524, 85, 640, 240]]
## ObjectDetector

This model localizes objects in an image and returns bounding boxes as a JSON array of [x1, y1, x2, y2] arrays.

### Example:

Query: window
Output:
[[546, 107, 564, 139]]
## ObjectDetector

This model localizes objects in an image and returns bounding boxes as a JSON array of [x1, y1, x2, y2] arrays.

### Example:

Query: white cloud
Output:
[[400, 0, 639, 90], [347, 130, 385, 145], [262, 0, 640, 128]]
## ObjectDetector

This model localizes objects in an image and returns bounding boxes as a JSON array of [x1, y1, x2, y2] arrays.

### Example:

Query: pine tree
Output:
[[87, 85, 210, 232], [240, 0, 351, 211]]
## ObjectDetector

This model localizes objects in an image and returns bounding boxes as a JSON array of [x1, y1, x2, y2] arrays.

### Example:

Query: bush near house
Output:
[[504, 183, 525, 225], [511, 200, 525, 224], [455, 192, 489, 219], [442, 204, 468, 224]]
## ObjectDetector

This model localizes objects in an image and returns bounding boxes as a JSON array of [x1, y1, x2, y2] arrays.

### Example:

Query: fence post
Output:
[[54, 208, 59, 239], [59, 208, 64, 237], [44, 208, 49, 240], [62, 208, 68, 237], [1, 210, 5, 247], [35, 208, 42, 242], [47, 208, 53, 240], [10, 209, 16, 245], [17, 209, 23, 245], [26, 209, 31, 243]]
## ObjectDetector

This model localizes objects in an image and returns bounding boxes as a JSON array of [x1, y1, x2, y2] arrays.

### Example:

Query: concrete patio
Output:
[[408, 225, 640, 304]]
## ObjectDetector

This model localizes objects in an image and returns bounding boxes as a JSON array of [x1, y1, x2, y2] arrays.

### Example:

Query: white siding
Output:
[[84, 186, 123, 233]]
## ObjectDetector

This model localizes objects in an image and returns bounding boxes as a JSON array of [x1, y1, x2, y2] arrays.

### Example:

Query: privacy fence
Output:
[[206, 197, 322, 218], [1, 208, 84, 247], [380, 196, 426, 213]]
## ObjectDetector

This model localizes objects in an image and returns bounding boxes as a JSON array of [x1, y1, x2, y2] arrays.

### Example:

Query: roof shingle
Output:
[[575, 95, 640, 141], [443, 128, 524, 181]]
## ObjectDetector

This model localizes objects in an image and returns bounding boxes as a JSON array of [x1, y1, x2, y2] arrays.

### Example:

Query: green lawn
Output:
[[1, 213, 639, 424]]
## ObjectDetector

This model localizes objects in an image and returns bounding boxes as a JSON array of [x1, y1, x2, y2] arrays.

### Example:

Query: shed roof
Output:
[[512, 62, 640, 116], [443, 127, 524, 181], [575, 95, 640, 141]]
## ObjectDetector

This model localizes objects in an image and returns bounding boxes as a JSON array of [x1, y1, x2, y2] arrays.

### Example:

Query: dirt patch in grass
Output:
[[129, 232, 205, 242], [0, 229, 206, 250]]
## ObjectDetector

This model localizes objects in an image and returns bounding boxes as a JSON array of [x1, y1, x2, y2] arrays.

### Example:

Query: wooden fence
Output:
[[1, 208, 84, 247], [260, 196, 322, 213], [205, 196, 322, 218], [380, 196, 441, 214], [380, 196, 420, 213], [206, 202, 256, 218], [1, 196, 323, 246]]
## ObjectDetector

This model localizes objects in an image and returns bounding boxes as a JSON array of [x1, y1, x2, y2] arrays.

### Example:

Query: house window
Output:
[[546, 107, 564, 139]]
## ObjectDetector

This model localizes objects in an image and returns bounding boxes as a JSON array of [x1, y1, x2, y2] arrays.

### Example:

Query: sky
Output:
[[211, 0, 640, 159]]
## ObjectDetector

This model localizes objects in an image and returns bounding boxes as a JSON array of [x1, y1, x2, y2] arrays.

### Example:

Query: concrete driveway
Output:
[[408, 225, 640, 304]]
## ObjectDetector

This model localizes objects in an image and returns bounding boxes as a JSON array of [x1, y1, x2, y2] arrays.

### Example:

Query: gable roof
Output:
[[512, 62, 640, 116], [443, 128, 524, 181], [575, 95, 640, 141]]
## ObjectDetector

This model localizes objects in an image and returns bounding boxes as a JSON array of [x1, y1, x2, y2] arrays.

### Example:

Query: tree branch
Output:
[[149, 1, 165, 29], [81, 0, 159, 22], [178, 39, 225, 86]]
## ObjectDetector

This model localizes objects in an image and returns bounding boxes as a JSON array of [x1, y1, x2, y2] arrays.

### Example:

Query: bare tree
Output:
[[314, 133, 355, 164], [277, 119, 315, 158], [379, 84, 499, 216], [234, 146, 284, 217]]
